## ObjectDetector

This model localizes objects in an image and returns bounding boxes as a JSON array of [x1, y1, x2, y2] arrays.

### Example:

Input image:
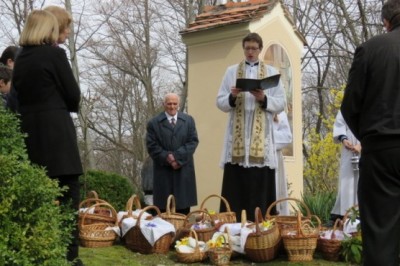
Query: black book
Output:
[[235, 74, 281, 91]]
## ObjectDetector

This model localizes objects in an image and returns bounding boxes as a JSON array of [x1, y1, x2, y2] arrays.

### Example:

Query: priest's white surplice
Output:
[[216, 63, 286, 169]]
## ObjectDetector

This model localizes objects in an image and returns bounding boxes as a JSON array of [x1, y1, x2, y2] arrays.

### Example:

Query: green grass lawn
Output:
[[79, 244, 351, 266]]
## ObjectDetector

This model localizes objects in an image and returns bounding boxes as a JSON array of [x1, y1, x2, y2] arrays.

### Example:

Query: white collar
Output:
[[165, 113, 177, 121], [245, 61, 259, 67]]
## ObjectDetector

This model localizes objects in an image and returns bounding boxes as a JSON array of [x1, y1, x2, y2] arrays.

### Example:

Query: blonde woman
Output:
[[12, 10, 83, 266], [44, 5, 72, 44]]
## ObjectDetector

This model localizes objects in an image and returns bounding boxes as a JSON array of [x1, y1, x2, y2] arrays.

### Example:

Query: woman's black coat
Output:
[[12, 45, 82, 177]]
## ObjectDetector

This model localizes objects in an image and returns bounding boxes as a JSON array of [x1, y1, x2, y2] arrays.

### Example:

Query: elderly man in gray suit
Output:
[[146, 93, 199, 215]]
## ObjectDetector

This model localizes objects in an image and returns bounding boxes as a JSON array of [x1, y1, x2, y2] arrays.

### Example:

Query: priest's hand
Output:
[[250, 88, 266, 102], [231, 87, 241, 97]]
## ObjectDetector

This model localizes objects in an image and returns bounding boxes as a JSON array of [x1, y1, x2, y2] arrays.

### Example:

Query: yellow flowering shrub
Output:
[[303, 88, 344, 194]]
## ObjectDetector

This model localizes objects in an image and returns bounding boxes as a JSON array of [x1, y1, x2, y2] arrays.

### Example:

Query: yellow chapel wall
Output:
[[183, 4, 304, 212]]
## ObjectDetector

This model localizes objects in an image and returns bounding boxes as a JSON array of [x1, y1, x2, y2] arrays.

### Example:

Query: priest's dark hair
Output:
[[242, 32, 263, 50]]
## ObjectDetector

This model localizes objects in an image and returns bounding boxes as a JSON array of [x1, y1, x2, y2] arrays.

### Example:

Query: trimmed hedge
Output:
[[80, 170, 138, 211], [0, 107, 27, 160], [0, 107, 72, 265]]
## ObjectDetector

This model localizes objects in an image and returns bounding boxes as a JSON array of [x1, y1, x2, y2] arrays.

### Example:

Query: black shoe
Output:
[[72, 258, 85, 266]]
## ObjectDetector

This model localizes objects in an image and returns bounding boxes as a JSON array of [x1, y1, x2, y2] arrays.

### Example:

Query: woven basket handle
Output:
[[126, 194, 142, 217], [223, 226, 234, 251], [240, 209, 247, 228], [296, 210, 302, 236], [189, 228, 202, 253], [166, 194, 177, 215], [183, 210, 213, 227], [253, 207, 265, 235], [200, 194, 232, 213], [80, 202, 117, 228], [265, 197, 311, 219], [215, 233, 232, 251], [299, 214, 321, 237], [136, 205, 161, 227], [331, 218, 342, 239], [79, 197, 107, 209]]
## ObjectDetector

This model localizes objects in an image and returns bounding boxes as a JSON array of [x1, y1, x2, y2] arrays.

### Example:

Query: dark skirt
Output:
[[220, 163, 276, 222]]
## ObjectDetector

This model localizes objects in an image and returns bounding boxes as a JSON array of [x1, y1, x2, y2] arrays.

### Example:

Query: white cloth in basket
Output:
[[216, 223, 252, 254], [319, 229, 346, 240], [343, 218, 360, 235], [117, 210, 152, 237], [139, 217, 175, 246], [175, 237, 207, 253], [79, 207, 96, 214]]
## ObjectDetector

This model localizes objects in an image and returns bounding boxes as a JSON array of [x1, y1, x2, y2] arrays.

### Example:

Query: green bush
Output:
[[340, 206, 362, 264], [0, 106, 73, 265], [0, 107, 27, 160], [341, 234, 362, 264], [0, 156, 73, 266], [80, 170, 138, 211]]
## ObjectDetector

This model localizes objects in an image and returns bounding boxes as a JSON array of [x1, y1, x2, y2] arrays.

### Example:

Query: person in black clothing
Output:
[[146, 93, 199, 215], [0, 46, 17, 68], [0, 64, 12, 107], [341, 1, 400, 265], [0, 46, 18, 111], [12, 10, 83, 266]]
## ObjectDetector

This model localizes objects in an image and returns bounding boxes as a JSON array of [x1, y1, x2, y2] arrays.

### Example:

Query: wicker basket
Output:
[[281, 211, 321, 261], [78, 191, 116, 227], [119, 194, 142, 225], [79, 202, 118, 248], [124, 205, 174, 254], [318, 218, 343, 261], [207, 235, 232, 266], [182, 210, 216, 242], [200, 194, 237, 225], [244, 207, 281, 262], [266, 197, 312, 230], [175, 229, 207, 263], [160, 195, 186, 232]]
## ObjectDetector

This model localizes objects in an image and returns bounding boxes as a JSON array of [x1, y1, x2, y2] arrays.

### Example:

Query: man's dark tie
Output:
[[171, 118, 176, 127]]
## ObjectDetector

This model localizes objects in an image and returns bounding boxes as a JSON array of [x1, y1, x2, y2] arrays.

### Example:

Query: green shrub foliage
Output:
[[0, 156, 73, 266], [80, 170, 137, 211], [0, 107, 72, 265], [0, 107, 27, 160]]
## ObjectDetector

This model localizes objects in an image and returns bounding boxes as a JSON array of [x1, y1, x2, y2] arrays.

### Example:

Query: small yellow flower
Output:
[[175, 237, 189, 248], [207, 235, 226, 249]]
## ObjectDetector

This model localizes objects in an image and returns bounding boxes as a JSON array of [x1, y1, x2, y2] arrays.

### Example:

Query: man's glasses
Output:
[[244, 47, 260, 52]]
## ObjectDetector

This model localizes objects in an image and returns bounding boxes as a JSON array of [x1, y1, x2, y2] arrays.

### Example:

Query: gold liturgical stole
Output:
[[232, 60, 267, 164]]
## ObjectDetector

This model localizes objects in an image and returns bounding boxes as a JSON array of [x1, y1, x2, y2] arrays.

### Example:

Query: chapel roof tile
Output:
[[181, 0, 279, 34]]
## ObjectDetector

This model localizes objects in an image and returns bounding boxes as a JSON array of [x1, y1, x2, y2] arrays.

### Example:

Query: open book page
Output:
[[235, 74, 281, 91]]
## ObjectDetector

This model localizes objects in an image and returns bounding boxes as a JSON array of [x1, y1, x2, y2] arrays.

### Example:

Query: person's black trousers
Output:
[[220, 163, 276, 222], [56, 175, 81, 263], [359, 147, 400, 266]]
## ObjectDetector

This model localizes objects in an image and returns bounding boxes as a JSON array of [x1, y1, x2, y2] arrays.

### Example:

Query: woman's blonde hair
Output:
[[19, 10, 59, 46], [44, 6, 72, 34]]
